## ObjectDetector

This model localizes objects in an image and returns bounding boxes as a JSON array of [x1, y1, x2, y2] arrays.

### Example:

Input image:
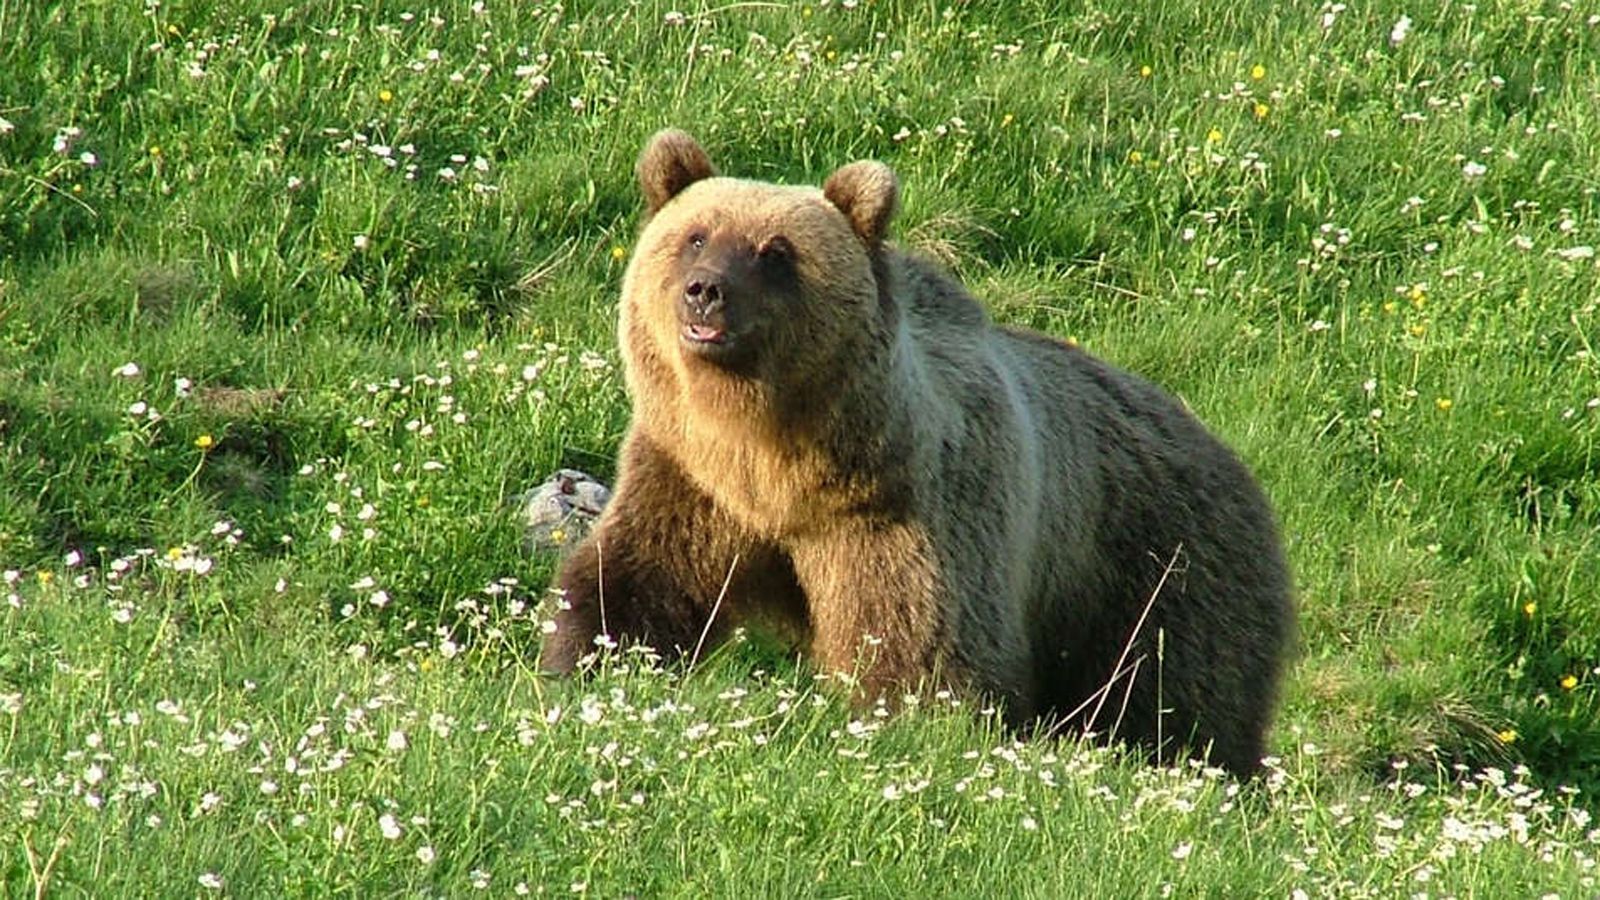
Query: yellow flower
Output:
[[1250, 64, 1266, 81], [1000, 113, 1015, 128], [149, 145, 162, 157], [549, 528, 567, 545], [610, 245, 627, 262], [1206, 128, 1223, 144], [1128, 150, 1144, 164], [1523, 601, 1537, 617], [1408, 284, 1426, 307], [1408, 323, 1427, 338], [420, 656, 435, 673], [1139, 64, 1153, 78], [195, 433, 215, 450], [166, 23, 179, 36], [1253, 102, 1270, 120], [826, 50, 837, 61], [37, 570, 53, 585], [166, 546, 184, 561], [1496, 728, 1518, 744], [416, 495, 431, 509], [801, 5, 812, 16], [1382, 300, 1398, 314], [1435, 397, 1453, 411], [1561, 674, 1578, 690], [378, 89, 394, 103]]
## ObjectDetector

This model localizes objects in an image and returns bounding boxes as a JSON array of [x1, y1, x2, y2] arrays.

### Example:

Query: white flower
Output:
[[64, 550, 82, 567], [53, 126, 81, 153], [353, 234, 370, 251], [79, 151, 99, 167], [198, 873, 224, 890], [386, 730, 409, 751], [416, 845, 436, 865], [1462, 160, 1487, 178], [1172, 841, 1193, 860], [0, 116, 14, 135], [1389, 14, 1412, 46], [286, 175, 304, 191], [114, 361, 141, 378], [379, 814, 402, 840], [1555, 245, 1595, 260]]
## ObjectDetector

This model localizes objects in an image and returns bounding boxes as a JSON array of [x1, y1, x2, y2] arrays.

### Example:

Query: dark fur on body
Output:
[[543, 130, 1294, 775]]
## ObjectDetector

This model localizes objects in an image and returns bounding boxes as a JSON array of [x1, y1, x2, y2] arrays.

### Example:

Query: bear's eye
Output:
[[758, 235, 793, 262], [687, 231, 707, 251]]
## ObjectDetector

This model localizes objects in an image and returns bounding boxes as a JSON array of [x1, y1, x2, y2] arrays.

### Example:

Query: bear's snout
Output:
[[683, 274, 726, 323], [678, 262, 741, 353]]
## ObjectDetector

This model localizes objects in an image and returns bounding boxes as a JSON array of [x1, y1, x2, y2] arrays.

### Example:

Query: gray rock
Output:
[[520, 469, 611, 553]]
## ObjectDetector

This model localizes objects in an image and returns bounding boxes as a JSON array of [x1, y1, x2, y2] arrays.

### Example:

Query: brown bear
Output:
[[542, 129, 1294, 776]]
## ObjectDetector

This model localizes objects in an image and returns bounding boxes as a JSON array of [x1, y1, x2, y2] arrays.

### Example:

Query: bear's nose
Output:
[[684, 277, 724, 318]]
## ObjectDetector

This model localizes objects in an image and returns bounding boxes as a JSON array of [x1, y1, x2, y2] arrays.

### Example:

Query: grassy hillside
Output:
[[3, 0, 1597, 894]]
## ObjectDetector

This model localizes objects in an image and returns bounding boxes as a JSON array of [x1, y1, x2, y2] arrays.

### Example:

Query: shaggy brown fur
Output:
[[543, 130, 1295, 775]]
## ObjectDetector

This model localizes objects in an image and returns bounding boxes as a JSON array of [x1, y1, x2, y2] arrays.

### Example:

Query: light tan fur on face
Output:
[[618, 178, 887, 535]]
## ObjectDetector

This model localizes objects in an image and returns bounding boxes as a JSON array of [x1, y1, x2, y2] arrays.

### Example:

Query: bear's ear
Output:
[[823, 160, 899, 246], [637, 129, 716, 215]]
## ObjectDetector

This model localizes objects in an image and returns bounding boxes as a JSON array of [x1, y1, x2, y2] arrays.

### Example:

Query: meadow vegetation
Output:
[[2, 0, 1597, 894]]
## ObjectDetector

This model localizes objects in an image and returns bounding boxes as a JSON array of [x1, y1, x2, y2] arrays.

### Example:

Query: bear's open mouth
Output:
[[681, 323, 727, 344]]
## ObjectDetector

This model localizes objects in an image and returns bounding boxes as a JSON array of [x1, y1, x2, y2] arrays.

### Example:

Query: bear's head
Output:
[[618, 130, 900, 402]]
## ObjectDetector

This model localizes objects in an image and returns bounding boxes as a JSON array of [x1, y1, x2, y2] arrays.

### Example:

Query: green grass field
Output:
[[3, 0, 1598, 894]]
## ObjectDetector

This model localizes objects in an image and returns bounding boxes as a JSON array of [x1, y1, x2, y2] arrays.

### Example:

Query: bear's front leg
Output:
[[788, 521, 951, 703], [541, 435, 800, 673]]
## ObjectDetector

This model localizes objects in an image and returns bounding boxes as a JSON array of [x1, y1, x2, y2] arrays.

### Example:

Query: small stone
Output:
[[520, 469, 611, 552]]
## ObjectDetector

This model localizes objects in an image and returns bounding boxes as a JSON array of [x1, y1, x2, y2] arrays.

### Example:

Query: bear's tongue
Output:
[[684, 323, 725, 343]]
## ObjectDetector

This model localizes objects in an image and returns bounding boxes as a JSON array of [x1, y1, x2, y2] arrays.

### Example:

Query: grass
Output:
[[2, 0, 1598, 894]]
